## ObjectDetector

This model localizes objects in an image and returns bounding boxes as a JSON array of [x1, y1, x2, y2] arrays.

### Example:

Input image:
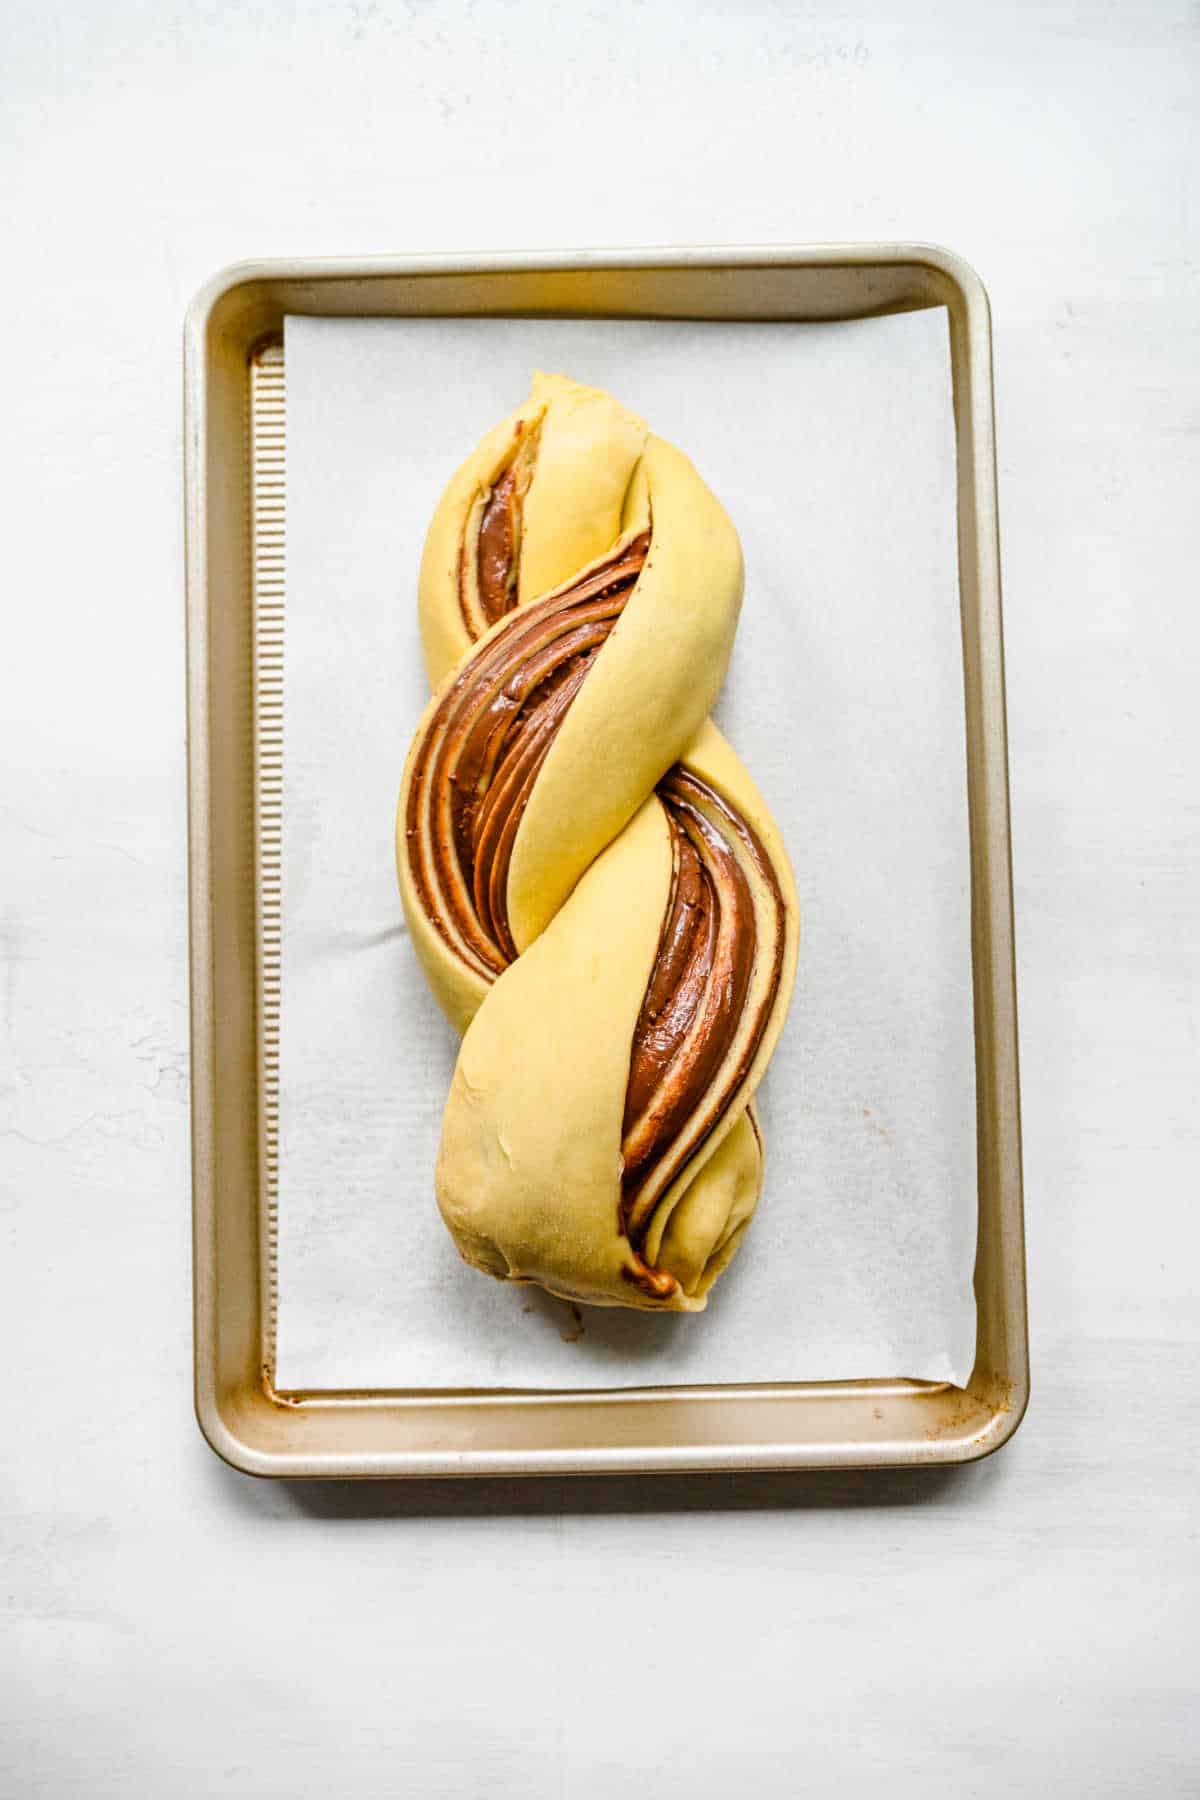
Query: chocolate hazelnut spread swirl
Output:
[[399, 372, 798, 1312], [621, 770, 785, 1241], [407, 527, 649, 974], [458, 426, 540, 636]]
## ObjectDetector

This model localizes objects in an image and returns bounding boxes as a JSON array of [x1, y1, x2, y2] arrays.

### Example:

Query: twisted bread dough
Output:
[[398, 373, 798, 1310]]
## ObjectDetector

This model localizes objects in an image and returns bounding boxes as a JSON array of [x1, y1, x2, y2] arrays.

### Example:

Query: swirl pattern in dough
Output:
[[397, 372, 798, 1310]]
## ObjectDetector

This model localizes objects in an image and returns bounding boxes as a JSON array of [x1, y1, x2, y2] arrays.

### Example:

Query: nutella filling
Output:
[[475, 464, 520, 626], [458, 424, 541, 637], [620, 769, 786, 1247]]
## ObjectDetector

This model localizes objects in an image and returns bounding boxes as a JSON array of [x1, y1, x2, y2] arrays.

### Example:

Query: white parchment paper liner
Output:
[[275, 310, 977, 1391]]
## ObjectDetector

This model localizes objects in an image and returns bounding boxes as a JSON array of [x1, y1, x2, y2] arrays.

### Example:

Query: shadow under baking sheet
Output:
[[200, 1438, 1009, 1523]]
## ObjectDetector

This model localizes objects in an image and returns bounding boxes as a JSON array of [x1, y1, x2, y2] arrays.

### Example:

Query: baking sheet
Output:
[[274, 309, 977, 1391]]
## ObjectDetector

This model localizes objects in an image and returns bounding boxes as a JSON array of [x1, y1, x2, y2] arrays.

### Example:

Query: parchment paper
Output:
[[275, 309, 977, 1391]]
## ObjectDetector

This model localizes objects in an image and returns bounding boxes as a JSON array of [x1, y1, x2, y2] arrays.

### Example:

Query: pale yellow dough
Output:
[[400, 372, 799, 1310], [435, 798, 774, 1309], [506, 434, 743, 952]]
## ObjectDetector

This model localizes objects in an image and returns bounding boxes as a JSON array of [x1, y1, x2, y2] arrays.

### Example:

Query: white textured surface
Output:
[[2, 1, 1197, 1794], [276, 308, 975, 1390]]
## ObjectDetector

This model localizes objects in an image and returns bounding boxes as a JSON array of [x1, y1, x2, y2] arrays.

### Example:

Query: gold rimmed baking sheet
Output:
[[185, 248, 1027, 1477]]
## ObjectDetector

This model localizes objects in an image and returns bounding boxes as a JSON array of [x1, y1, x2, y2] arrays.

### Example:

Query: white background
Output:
[[2, 1, 1197, 1794]]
